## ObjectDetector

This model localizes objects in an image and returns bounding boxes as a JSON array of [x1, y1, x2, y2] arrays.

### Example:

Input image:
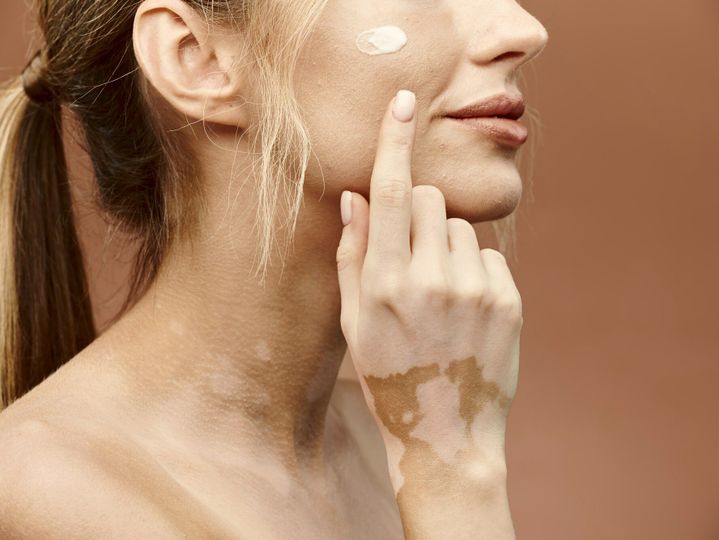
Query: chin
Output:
[[447, 192, 521, 223], [475, 194, 521, 222], [432, 166, 524, 223], [414, 139, 524, 220]]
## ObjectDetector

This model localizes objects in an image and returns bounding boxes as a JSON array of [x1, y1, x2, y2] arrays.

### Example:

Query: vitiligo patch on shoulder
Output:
[[355, 25, 408, 56]]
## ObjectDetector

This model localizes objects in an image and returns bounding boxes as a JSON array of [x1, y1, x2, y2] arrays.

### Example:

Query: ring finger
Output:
[[410, 185, 450, 268], [447, 218, 488, 296]]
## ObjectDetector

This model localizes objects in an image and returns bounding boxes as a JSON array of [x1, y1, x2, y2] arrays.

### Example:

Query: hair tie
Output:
[[22, 49, 55, 104]]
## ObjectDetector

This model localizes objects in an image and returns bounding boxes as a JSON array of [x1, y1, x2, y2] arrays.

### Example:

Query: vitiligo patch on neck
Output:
[[356, 25, 408, 56]]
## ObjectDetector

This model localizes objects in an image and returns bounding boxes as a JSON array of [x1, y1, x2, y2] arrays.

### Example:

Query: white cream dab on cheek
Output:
[[356, 25, 408, 56]]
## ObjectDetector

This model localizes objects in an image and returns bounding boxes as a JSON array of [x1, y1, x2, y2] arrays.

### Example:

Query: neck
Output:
[[98, 161, 350, 476]]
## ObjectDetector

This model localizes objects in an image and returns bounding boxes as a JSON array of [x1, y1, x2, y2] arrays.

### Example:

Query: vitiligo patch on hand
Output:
[[355, 25, 408, 56], [364, 355, 509, 446], [363, 355, 511, 513]]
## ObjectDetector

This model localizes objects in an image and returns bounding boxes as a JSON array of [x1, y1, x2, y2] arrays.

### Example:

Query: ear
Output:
[[133, 0, 252, 128]]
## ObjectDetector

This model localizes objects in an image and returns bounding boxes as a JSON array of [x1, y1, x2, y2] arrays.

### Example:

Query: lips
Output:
[[444, 93, 528, 146], [446, 117, 528, 146], [445, 94, 526, 121]]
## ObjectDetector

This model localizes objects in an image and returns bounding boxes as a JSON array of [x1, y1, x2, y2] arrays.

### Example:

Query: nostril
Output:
[[493, 50, 525, 63]]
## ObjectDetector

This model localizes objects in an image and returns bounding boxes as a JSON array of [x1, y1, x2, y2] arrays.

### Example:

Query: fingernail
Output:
[[392, 90, 416, 123], [341, 190, 353, 226]]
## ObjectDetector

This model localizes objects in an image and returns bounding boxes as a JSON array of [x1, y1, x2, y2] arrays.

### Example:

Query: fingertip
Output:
[[392, 90, 416, 123], [349, 191, 370, 246], [341, 190, 353, 226]]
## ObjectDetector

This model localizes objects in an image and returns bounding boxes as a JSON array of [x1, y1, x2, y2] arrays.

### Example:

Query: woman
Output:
[[0, 0, 548, 537]]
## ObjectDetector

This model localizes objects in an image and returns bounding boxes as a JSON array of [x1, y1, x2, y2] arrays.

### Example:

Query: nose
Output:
[[464, 1, 550, 69]]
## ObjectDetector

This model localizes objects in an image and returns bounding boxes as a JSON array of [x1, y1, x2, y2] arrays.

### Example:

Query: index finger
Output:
[[366, 89, 417, 268]]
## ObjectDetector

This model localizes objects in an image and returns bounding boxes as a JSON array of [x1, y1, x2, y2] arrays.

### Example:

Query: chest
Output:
[[133, 441, 403, 539]]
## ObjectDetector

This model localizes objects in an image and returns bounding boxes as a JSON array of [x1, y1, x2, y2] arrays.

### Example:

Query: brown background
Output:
[[3, 2, 718, 539]]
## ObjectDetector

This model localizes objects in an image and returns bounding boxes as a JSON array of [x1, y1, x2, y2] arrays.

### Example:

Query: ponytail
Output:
[[0, 76, 95, 409]]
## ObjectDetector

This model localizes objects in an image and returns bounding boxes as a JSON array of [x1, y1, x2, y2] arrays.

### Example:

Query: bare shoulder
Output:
[[0, 362, 231, 539], [0, 418, 187, 539]]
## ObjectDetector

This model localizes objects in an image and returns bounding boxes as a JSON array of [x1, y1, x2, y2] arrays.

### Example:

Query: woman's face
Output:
[[295, 0, 549, 222]]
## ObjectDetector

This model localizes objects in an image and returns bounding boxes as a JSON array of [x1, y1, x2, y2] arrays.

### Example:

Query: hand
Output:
[[335, 90, 523, 495]]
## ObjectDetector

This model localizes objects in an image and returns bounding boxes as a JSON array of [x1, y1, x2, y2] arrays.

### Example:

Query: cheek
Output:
[[295, 15, 458, 194]]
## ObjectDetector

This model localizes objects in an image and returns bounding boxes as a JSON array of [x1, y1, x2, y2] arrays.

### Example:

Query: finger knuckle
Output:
[[335, 241, 354, 272], [364, 274, 406, 305], [376, 180, 411, 208], [481, 248, 507, 262], [415, 276, 451, 304], [412, 184, 445, 204], [447, 218, 475, 235], [386, 131, 414, 150], [490, 291, 523, 320], [453, 283, 486, 304]]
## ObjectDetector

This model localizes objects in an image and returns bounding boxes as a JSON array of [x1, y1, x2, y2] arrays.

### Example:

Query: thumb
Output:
[[336, 190, 369, 338]]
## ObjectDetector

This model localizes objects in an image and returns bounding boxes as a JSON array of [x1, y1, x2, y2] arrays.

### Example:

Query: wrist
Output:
[[382, 433, 508, 495], [382, 441, 513, 540]]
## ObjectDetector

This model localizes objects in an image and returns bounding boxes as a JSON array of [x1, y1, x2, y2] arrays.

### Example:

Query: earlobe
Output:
[[132, 0, 250, 128]]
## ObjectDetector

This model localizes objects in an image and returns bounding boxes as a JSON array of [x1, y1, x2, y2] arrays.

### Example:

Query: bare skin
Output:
[[0, 355, 401, 539], [0, 0, 548, 537]]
